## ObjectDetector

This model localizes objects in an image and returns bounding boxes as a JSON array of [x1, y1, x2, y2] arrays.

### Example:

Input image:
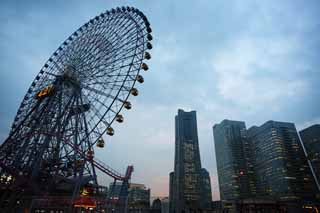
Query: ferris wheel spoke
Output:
[[84, 62, 138, 80], [99, 14, 133, 46], [84, 89, 116, 115], [86, 77, 136, 85], [76, 23, 144, 71], [82, 84, 133, 103], [73, 25, 146, 75], [83, 99, 111, 131], [66, 14, 125, 68], [105, 12, 147, 46], [74, 37, 132, 77], [87, 71, 136, 89], [67, 31, 108, 67], [78, 94, 95, 150], [83, 45, 144, 78], [79, 54, 143, 80]]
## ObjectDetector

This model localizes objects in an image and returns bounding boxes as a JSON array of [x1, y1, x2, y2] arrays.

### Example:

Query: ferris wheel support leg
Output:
[[0, 190, 10, 211], [30, 134, 53, 179], [80, 92, 98, 185], [0, 188, 22, 213], [69, 159, 88, 212], [5, 99, 42, 141], [29, 102, 65, 182], [8, 98, 51, 169]]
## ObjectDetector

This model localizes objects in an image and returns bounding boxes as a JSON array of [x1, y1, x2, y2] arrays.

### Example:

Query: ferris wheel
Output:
[[0, 6, 152, 210]]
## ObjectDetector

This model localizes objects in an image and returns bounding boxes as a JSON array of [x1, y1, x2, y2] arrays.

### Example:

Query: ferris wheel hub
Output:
[[61, 65, 81, 87]]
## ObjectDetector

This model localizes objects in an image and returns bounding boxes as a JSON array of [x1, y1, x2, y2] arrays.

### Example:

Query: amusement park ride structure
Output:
[[0, 6, 152, 212]]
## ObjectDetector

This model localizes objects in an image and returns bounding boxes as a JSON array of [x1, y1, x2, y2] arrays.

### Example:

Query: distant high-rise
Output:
[[300, 124, 320, 194], [169, 109, 212, 213], [213, 120, 253, 201], [213, 119, 317, 202]]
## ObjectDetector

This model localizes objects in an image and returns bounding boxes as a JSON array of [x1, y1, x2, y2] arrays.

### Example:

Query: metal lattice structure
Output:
[[0, 6, 152, 211]]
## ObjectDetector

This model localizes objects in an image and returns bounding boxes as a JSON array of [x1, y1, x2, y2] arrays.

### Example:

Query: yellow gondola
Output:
[[124, 101, 132, 110], [144, 52, 151, 60], [136, 75, 144, 83], [36, 85, 55, 99], [75, 160, 84, 168], [97, 138, 105, 148], [130, 88, 138, 96], [141, 63, 149, 71], [107, 127, 114, 136], [116, 114, 124, 123], [87, 150, 94, 160]]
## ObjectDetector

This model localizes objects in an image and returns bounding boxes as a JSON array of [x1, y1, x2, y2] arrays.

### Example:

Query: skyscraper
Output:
[[169, 109, 212, 213], [299, 124, 320, 195], [247, 121, 317, 201], [213, 119, 317, 203], [213, 120, 253, 201]]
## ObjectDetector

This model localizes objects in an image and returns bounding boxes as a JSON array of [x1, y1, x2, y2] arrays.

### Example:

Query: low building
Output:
[[128, 183, 150, 213], [161, 197, 169, 213], [151, 198, 161, 213]]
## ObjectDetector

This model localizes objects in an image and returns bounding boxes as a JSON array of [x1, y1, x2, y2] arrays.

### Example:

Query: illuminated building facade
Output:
[[247, 121, 316, 201], [213, 120, 253, 201], [128, 183, 150, 208], [214, 120, 317, 203], [169, 109, 212, 213]]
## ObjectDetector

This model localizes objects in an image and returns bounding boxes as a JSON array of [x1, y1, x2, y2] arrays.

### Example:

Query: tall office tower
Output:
[[300, 124, 320, 194], [247, 121, 316, 201], [169, 109, 212, 213], [213, 120, 254, 201]]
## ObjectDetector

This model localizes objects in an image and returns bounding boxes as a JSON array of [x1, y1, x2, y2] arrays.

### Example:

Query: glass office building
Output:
[[247, 121, 316, 201], [128, 183, 151, 212], [300, 124, 320, 196], [213, 120, 253, 201], [213, 120, 317, 202]]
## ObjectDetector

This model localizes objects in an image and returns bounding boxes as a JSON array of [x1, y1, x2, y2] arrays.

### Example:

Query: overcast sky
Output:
[[1, 0, 319, 200]]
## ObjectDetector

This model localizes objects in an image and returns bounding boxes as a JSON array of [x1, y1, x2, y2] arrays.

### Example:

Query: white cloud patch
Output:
[[211, 37, 309, 113], [297, 117, 320, 131]]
